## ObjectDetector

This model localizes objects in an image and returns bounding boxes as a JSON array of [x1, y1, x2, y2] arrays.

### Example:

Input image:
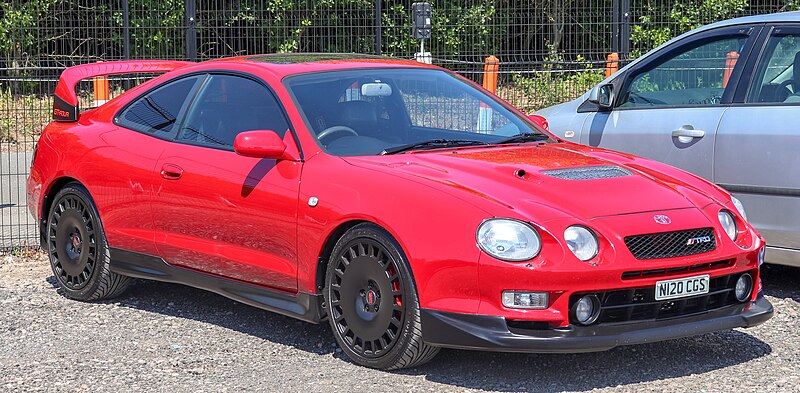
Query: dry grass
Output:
[[0, 89, 124, 146], [0, 78, 592, 148], [0, 93, 51, 144]]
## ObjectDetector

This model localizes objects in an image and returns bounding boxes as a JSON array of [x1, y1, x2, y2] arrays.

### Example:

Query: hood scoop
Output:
[[540, 165, 632, 180]]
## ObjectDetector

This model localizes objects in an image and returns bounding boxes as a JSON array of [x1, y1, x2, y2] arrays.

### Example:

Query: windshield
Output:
[[284, 68, 552, 156]]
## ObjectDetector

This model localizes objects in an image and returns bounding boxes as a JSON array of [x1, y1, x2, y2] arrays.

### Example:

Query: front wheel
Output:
[[324, 223, 439, 369]]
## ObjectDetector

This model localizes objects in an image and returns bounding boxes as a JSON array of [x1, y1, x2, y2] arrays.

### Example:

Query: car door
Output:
[[101, 75, 204, 254], [151, 73, 302, 292], [580, 25, 761, 180], [716, 24, 800, 261]]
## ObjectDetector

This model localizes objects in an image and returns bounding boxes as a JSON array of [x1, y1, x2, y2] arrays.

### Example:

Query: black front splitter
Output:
[[420, 297, 773, 353]]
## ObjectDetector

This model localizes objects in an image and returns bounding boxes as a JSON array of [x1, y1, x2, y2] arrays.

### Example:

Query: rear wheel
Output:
[[46, 183, 130, 301], [324, 223, 439, 369]]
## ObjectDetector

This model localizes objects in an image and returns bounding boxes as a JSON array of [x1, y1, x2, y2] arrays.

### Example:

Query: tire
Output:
[[46, 183, 130, 301], [324, 223, 440, 369]]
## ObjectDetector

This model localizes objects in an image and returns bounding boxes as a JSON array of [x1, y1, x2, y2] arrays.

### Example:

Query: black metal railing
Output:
[[1, 0, 798, 248]]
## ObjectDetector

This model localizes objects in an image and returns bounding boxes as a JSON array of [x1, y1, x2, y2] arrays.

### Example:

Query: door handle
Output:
[[160, 163, 183, 180], [671, 125, 705, 143]]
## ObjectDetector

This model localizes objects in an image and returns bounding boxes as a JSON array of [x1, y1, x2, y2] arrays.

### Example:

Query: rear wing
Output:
[[53, 60, 193, 122]]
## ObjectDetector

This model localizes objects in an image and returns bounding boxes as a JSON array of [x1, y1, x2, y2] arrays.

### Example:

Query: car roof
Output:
[[665, 11, 800, 46], [699, 10, 800, 30], [592, 11, 800, 87], [202, 53, 440, 78]]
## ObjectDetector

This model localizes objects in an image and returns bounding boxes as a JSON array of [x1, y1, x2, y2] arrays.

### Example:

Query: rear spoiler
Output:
[[53, 60, 193, 122]]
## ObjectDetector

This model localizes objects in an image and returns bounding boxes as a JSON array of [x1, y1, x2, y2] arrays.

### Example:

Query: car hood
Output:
[[534, 97, 579, 118], [343, 142, 707, 221]]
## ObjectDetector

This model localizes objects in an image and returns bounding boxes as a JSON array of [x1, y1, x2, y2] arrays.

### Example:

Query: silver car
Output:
[[538, 12, 800, 267]]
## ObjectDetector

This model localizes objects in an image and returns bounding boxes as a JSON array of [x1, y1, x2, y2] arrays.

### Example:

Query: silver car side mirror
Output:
[[595, 84, 614, 109], [588, 84, 614, 110]]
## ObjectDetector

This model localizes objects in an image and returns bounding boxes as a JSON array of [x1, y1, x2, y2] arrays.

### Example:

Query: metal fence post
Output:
[[122, 0, 132, 89], [186, 0, 197, 61], [375, 0, 382, 55], [620, 0, 630, 60], [122, 0, 131, 60], [612, 0, 631, 60], [612, 0, 620, 54]]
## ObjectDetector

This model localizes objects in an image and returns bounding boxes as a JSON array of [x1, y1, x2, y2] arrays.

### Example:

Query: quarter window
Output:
[[619, 35, 747, 108], [117, 76, 200, 136], [747, 32, 800, 103], [178, 75, 290, 148]]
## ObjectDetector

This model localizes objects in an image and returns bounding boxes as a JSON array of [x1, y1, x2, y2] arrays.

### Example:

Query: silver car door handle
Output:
[[671, 127, 705, 139]]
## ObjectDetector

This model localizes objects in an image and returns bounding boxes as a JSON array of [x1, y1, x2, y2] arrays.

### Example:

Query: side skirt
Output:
[[108, 248, 324, 324]]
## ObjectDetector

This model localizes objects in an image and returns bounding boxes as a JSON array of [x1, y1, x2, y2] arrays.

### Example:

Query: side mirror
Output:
[[234, 130, 287, 159], [527, 114, 549, 131], [588, 83, 615, 110]]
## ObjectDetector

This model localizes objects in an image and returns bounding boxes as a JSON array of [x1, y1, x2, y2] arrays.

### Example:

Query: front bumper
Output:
[[420, 296, 772, 353]]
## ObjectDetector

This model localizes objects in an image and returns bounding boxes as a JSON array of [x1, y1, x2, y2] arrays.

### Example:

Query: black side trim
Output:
[[53, 95, 78, 122], [109, 248, 323, 323], [719, 184, 800, 197], [577, 98, 602, 113]]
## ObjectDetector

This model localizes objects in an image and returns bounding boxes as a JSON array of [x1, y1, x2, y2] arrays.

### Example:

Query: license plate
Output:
[[655, 274, 710, 301]]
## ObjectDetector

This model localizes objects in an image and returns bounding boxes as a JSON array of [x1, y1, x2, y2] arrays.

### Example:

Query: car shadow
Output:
[[405, 330, 769, 391], [761, 263, 800, 302], [45, 275, 337, 355], [43, 266, 783, 391]]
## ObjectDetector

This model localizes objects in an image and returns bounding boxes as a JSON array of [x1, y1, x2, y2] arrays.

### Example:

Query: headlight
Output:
[[476, 219, 541, 261], [564, 226, 599, 261], [731, 196, 747, 221], [718, 210, 737, 241]]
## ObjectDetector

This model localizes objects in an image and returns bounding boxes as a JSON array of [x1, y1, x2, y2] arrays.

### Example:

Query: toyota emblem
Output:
[[653, 214, 671, 225]]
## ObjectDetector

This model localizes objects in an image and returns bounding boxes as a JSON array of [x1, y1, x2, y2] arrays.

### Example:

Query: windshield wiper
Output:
[[381, 139, 488, 155], [492, 132, 552, 145]]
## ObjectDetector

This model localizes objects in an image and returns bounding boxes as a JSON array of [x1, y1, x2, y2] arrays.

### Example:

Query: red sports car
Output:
[[28, 54, 772, 370]]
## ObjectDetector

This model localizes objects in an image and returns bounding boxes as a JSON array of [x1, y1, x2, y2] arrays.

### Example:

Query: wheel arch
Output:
[[315, 219, 370, 294], [39, 176, 85, 247], [314, 217, 422, 296]]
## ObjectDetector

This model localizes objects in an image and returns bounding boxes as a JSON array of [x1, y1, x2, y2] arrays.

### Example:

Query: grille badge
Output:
[[653, 214, 671, 225], [686, 236, 712, 245]]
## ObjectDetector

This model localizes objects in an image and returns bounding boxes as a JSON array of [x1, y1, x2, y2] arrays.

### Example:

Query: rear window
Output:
[[117, 76, 200, 136]]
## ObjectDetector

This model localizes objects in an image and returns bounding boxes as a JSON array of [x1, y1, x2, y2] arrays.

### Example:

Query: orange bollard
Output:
[[482, 55, 500, 94], [605, 53, 619, 78], [722, 51, 739, 88], [93, 61, 110, 107]]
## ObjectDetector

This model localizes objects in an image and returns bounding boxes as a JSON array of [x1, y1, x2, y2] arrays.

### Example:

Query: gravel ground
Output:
[[1, 251, 798, 393]]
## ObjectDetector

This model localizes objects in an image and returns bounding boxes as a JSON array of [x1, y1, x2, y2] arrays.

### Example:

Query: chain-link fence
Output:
[[1, 0, 798, 248]]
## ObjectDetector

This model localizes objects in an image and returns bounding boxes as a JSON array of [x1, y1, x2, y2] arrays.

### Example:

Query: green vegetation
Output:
[[1, 0, 799, 142], [630, 0, 799, 56]]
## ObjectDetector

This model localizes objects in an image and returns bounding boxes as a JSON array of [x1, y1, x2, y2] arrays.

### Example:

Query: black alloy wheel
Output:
[[49, 193, 96, 290], [46, 183, 130, 300], [325, 223, 439, 369]]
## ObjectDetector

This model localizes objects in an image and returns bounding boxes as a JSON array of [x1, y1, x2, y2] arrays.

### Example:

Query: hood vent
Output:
[[541, 165, 632, 180]]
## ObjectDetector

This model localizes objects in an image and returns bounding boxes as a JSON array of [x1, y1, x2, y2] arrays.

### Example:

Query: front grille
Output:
[[540, 165, 632, 180], [621, 260, 734, 280], [570, 272, 750, 325], [624, 227, 716, 260]]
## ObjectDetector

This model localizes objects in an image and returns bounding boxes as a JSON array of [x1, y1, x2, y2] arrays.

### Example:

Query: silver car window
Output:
[[747, 33, 800, 103], [619, 35, 747, 108]]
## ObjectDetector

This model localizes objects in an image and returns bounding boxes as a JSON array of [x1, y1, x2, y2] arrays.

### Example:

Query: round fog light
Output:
[[573, 295, 601, 325], [735, 274, 753, 302]]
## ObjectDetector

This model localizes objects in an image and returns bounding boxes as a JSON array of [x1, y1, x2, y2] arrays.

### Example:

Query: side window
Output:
[[619, 35, 747, 108], [117, 76, 200, 136], [747, 31, 800, 103], [178, 75, 290, 148]]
